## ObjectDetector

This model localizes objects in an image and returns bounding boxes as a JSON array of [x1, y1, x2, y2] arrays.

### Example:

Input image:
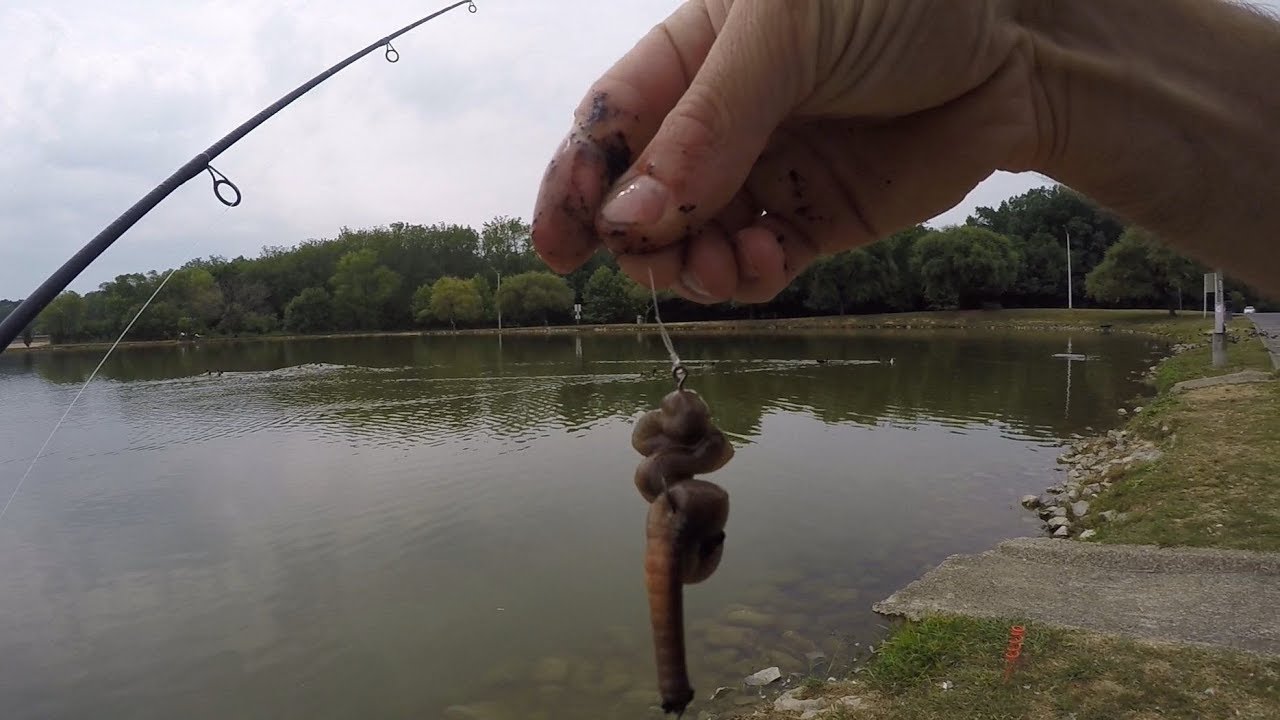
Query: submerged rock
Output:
[[706, 624, 758, 648], [780, 629, 819, 654], [744, 666, 782, 686], [531, 656, 570, 685], [725, 607, 775, 629]]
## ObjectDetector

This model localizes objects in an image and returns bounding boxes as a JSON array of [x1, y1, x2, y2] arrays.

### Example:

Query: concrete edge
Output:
[[871, 538, 1280, 618]]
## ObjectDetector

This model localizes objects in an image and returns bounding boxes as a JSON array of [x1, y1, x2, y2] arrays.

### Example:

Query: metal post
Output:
[[495, 271, 502, 332], [1214, 269, 1226, 335]]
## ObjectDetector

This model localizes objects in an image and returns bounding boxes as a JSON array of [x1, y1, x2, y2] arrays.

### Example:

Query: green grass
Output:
[[1064, 322, 1280, 550], [1149, 333, 1274, 392], [1084, 376, 1280, 550], [743, 616, 1280, 720]]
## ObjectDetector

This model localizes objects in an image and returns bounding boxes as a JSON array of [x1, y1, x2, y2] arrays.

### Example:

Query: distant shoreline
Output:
[[3, 308, 1201, 354]]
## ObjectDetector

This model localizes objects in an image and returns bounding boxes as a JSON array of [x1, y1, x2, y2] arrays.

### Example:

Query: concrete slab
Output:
[[873, 538, 1280, 656]]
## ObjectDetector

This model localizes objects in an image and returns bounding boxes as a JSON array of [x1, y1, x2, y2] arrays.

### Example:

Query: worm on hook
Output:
[[633, 386, 734, 716]]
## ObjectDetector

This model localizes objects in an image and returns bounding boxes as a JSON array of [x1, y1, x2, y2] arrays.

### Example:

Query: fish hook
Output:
[[205, 165, 241, 207], [647, 266, 689, 392]]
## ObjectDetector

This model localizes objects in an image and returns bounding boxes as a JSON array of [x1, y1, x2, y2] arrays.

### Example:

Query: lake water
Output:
[[0, 329, 1166, 719]]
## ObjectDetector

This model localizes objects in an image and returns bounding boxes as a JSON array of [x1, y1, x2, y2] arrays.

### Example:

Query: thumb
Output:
[[595, 4, 803, 255]]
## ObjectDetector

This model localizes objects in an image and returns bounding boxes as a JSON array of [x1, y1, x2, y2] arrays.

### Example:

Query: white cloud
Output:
[[1, 0, 1277, 298]]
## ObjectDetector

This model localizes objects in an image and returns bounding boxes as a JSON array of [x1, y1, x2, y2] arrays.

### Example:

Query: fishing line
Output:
[[0, 199, 237, 523], [0, 250, 193, 523], [644, 269, 751, 446], [647, 267, 687, 390]]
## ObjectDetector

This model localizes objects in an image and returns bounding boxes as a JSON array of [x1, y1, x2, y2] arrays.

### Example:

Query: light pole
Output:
[[492, 270, 502, 332]]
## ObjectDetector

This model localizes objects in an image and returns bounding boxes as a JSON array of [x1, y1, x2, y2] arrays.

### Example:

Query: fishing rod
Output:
[[0, 0, 478, 353]]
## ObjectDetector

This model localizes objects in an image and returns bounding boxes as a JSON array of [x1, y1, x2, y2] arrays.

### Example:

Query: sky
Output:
[[2, 0, 1275, 300]]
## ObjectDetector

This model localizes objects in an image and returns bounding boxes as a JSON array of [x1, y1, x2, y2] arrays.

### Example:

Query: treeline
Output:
[[3, 185, 1270, 345]]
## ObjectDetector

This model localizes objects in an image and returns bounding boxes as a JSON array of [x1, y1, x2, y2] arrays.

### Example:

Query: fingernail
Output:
[[681, 268, 714, 301], [601, 175, 669, 227]]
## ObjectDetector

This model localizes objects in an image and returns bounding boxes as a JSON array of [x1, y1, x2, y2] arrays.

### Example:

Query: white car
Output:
[[1244, 305, 1257, 314]]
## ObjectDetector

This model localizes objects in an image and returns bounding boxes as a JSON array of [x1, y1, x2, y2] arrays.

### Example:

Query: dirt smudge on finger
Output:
[[600, 131, 633, 187]]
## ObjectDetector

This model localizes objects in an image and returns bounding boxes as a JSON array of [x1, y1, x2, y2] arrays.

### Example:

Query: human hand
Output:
[[530, 0, 1044, 304]]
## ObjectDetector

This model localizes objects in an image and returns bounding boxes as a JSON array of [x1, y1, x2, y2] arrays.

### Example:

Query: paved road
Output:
[[873, 538, 1280, 656], [1250, 312, 1280, 369]]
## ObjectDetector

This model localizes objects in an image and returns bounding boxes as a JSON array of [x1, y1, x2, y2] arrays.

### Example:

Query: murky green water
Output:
[[0, 329, 1164, 719]]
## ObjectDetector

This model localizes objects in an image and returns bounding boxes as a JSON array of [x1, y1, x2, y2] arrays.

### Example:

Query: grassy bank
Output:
[[769, 616, 1280, 720], [3, 307, 1218, 354], [731, 315, 1280, 719]]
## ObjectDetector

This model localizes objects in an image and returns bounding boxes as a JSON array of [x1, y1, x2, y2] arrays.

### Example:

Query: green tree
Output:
[[623, 272, 655, 321], [38, 291, 86, 343], [126, 300, 182, 340], [481, 216, 533, 277], [496, 271, 575, 326], [968, 184, 1125, 306], [879, 225, 930, 311], [284, 287, 333, 333], [329, 248, 401, 330], [910, 227, 1020, 309], [470, 274, 494, 320], [241, 311, 279, 335], [411, 284, 434, 325], [169, 267, 224, 329], [583, 266, 648, 323], [804, 248, 900, 315], [1085, 227, 1204, 315], [429, 276, 484, 330], [0, 299, 18, 324]]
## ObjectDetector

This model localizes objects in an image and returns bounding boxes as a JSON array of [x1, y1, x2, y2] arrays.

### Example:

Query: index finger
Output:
[[530, 2, 720, 274]]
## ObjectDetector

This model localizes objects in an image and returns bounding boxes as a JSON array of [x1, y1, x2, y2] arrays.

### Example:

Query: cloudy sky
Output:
[[2, 0, 1275, 300]]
